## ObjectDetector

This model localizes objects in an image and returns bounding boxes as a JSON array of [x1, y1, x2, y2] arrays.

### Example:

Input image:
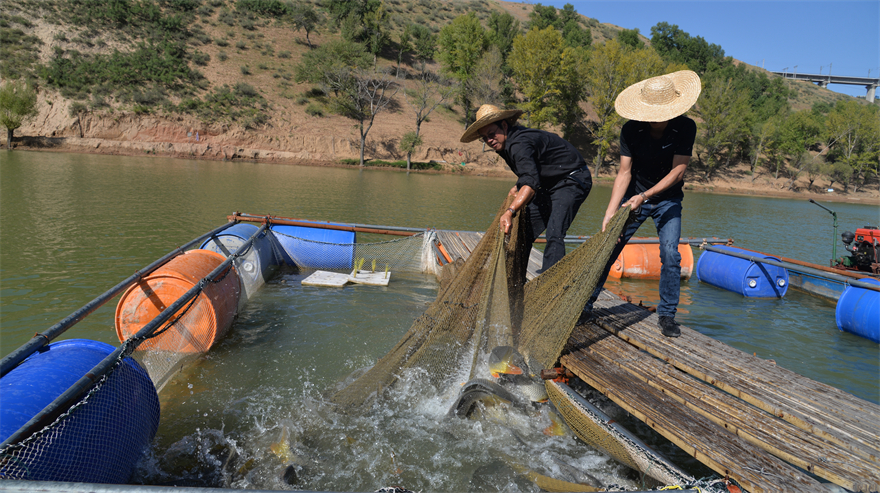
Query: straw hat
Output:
[[614, 70, 701, 122], [460, 104, 524, 143]]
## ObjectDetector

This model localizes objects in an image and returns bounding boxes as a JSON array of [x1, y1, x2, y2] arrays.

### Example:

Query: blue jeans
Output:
[[588, 197, 683, 317]]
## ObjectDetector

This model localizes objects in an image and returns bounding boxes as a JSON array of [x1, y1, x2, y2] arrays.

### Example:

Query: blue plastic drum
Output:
[[836, 278, 880, 343], [200, 223, 278, 301], [0, 339, 160, 483], [270, 222, 355, 270], [696, 246, 789, 298]]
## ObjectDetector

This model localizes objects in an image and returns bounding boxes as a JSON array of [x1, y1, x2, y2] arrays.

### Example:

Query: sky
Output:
[[537, 0, 880, 98]]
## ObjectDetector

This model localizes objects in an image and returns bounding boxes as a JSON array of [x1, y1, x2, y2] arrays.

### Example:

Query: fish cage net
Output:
[[269, 230, 436, 275], [0, 343, 161, 483], [330, 198, 633, 411]]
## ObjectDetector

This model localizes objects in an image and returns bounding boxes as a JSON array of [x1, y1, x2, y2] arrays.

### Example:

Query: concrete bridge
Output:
[[771, 71, 880, 102]]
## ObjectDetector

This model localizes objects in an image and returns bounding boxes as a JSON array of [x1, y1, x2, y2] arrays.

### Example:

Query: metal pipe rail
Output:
[[0, 224, 268, 450], [0, 221, 239, 378], [230, 212, 733, 245], [702, 245, 880, 292]]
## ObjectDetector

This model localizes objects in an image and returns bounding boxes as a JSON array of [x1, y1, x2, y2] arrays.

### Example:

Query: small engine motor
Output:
[[839, 226, 880, 273]]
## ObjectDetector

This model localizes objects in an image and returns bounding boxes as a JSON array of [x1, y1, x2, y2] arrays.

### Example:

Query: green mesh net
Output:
[[330, 196, 632, 411]]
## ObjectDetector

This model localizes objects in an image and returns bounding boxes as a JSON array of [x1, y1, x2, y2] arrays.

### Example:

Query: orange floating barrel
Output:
[[608, 243, 694, 279], [115, 249, 241, 353]]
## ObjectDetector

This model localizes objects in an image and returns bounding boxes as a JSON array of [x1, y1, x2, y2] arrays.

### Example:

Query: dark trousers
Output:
[[587, 196, 683, 317], [525, 170, 591, 273]]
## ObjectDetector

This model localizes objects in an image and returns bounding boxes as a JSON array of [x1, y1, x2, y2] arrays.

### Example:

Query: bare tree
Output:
[[402, 72, 455, 171], [335, 67, 400, 166]]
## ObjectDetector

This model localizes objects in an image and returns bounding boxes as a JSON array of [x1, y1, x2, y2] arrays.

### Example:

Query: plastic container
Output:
[[608, 243, 694, 279], [696, 246, 789, 298], [115, 249, 241, 353], [0, 339, 160, 483], [836, 278, 880, 343], [200, 223, 278, 303], [270, 222, 355, 270]]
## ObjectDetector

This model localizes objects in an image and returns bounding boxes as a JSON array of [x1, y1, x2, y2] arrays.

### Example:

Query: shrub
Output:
[[278, 50, 290, 58], [233, 82, 259, 97], [305, 103, 323, 116], [235, 40, 247, 49], [217, 50, 228, 61], [257, 62, 268, 70], [240, 65, 250, 74], [192, 52, 210, 66], [295, 96, 308, 105], [215, 38, 229, 46]]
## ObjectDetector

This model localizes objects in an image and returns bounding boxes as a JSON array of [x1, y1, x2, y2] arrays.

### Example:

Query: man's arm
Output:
[[601, 156, 633, 231], [500, 185, 535, 233]]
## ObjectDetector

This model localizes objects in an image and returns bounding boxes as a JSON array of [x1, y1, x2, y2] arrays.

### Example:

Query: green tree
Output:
[[294, 39, 371, 95], [583, 39, 672, 174], [558, 4, 590, 49], [396, 24, 414, 76], [288, 2, 320, 48], [437, 13, 487, 125], [0, 80, 38, 150], [778, 110, 822, 190], [693, 77, 750, 180], [486, 11, 520, 63], [527, 3, 558, 31], [465, 46, 504, 108], [403, 73, 455, 171], [650, 21, 729, 74], [825, 100, 880, 192], [617, 28, 643, 49], [69, 101, 89, 138], [748, 113, 780, 181], [410, 24, 436, 75]]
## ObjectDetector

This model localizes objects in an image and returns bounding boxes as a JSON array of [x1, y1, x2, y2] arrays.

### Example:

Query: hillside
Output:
[[2, 0, 876, 203]]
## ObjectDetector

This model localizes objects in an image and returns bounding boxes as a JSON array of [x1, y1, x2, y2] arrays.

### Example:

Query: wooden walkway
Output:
[[434, 230, 880, 493]]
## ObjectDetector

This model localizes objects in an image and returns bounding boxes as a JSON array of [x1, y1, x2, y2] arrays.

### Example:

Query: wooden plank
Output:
[[567, 322, 880, 492], [436, 231, 470, 262], [301, 270, 349, 287], [591, 298, 880, 465], [560, 347, 827, 493]]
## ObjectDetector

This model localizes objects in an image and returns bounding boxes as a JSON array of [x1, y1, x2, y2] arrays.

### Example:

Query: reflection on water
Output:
[[2, 152, 878, 489]]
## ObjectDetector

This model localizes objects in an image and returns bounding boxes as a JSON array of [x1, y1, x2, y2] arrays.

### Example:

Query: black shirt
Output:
[[620, 115, 696, 201], [497, 125, 588, 191]]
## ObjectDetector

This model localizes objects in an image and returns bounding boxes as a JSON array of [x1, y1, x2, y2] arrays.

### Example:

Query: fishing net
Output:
[[330, 197, 632, 411], [269, 229, 435, 274]]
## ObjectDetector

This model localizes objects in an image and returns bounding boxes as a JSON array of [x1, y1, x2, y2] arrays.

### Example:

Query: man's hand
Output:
[[500, 211, 513, 234]]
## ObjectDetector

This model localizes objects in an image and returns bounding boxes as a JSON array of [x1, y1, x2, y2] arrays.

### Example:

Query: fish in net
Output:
[[329, 196, 632, 412]]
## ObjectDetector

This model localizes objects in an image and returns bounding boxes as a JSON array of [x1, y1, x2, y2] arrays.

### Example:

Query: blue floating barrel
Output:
[[201, 223, 278, 302], [836, 278, 880, 343], [696, 246, 789, 298], [0, 339, 160, 483], [270, 222, 355, 270]]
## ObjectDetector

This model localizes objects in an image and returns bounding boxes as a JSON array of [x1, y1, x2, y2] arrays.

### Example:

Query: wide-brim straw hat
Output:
[[614, 70, 701, 122], [460, 104, 524, 143]]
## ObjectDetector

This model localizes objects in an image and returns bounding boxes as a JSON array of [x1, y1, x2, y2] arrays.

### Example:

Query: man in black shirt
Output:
[[461, 105, 592, 273], [584, 70, 701, 337]]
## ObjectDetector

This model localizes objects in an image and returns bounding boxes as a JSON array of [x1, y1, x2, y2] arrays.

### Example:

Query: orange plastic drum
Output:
[[115, 249, 241, 353], [608, 243, 694, 279]]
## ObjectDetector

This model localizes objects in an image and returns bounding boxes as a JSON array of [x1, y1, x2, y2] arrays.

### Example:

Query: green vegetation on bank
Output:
[[0, 0, 877, 190]]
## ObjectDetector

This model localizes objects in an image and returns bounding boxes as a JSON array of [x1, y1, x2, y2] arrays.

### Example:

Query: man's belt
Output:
[[567, 165, 591, 191]]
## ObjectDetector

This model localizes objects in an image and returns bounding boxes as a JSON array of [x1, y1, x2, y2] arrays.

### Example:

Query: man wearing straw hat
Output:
[[461, 105, 593, 273], [583, 70, 701, 338]]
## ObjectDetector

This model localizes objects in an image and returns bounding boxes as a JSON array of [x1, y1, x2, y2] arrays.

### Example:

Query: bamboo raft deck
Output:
[[435, 230, 880, 493]]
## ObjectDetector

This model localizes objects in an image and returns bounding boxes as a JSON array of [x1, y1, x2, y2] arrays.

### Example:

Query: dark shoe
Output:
[[576, 309, 595, 325], [658, 316, 680, 338]]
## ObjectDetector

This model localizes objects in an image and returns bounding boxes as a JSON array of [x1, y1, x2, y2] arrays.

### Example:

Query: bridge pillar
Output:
[[817, 80, 828, 88], [867, 84, 877, 103]]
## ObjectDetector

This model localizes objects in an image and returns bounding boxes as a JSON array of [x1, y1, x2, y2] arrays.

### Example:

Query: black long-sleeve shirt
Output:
[[497, 126, 588, 191]]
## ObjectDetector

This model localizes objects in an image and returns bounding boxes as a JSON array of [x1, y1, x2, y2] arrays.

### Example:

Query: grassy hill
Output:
[[1, 0, 870, 189]]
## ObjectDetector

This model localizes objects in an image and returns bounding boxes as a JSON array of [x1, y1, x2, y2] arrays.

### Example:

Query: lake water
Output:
[[1, 151, 878, 490]]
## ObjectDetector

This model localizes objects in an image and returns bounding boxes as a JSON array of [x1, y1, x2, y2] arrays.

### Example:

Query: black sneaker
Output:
[[576, 309, 595, 325], [658, 316, 681, 338]]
